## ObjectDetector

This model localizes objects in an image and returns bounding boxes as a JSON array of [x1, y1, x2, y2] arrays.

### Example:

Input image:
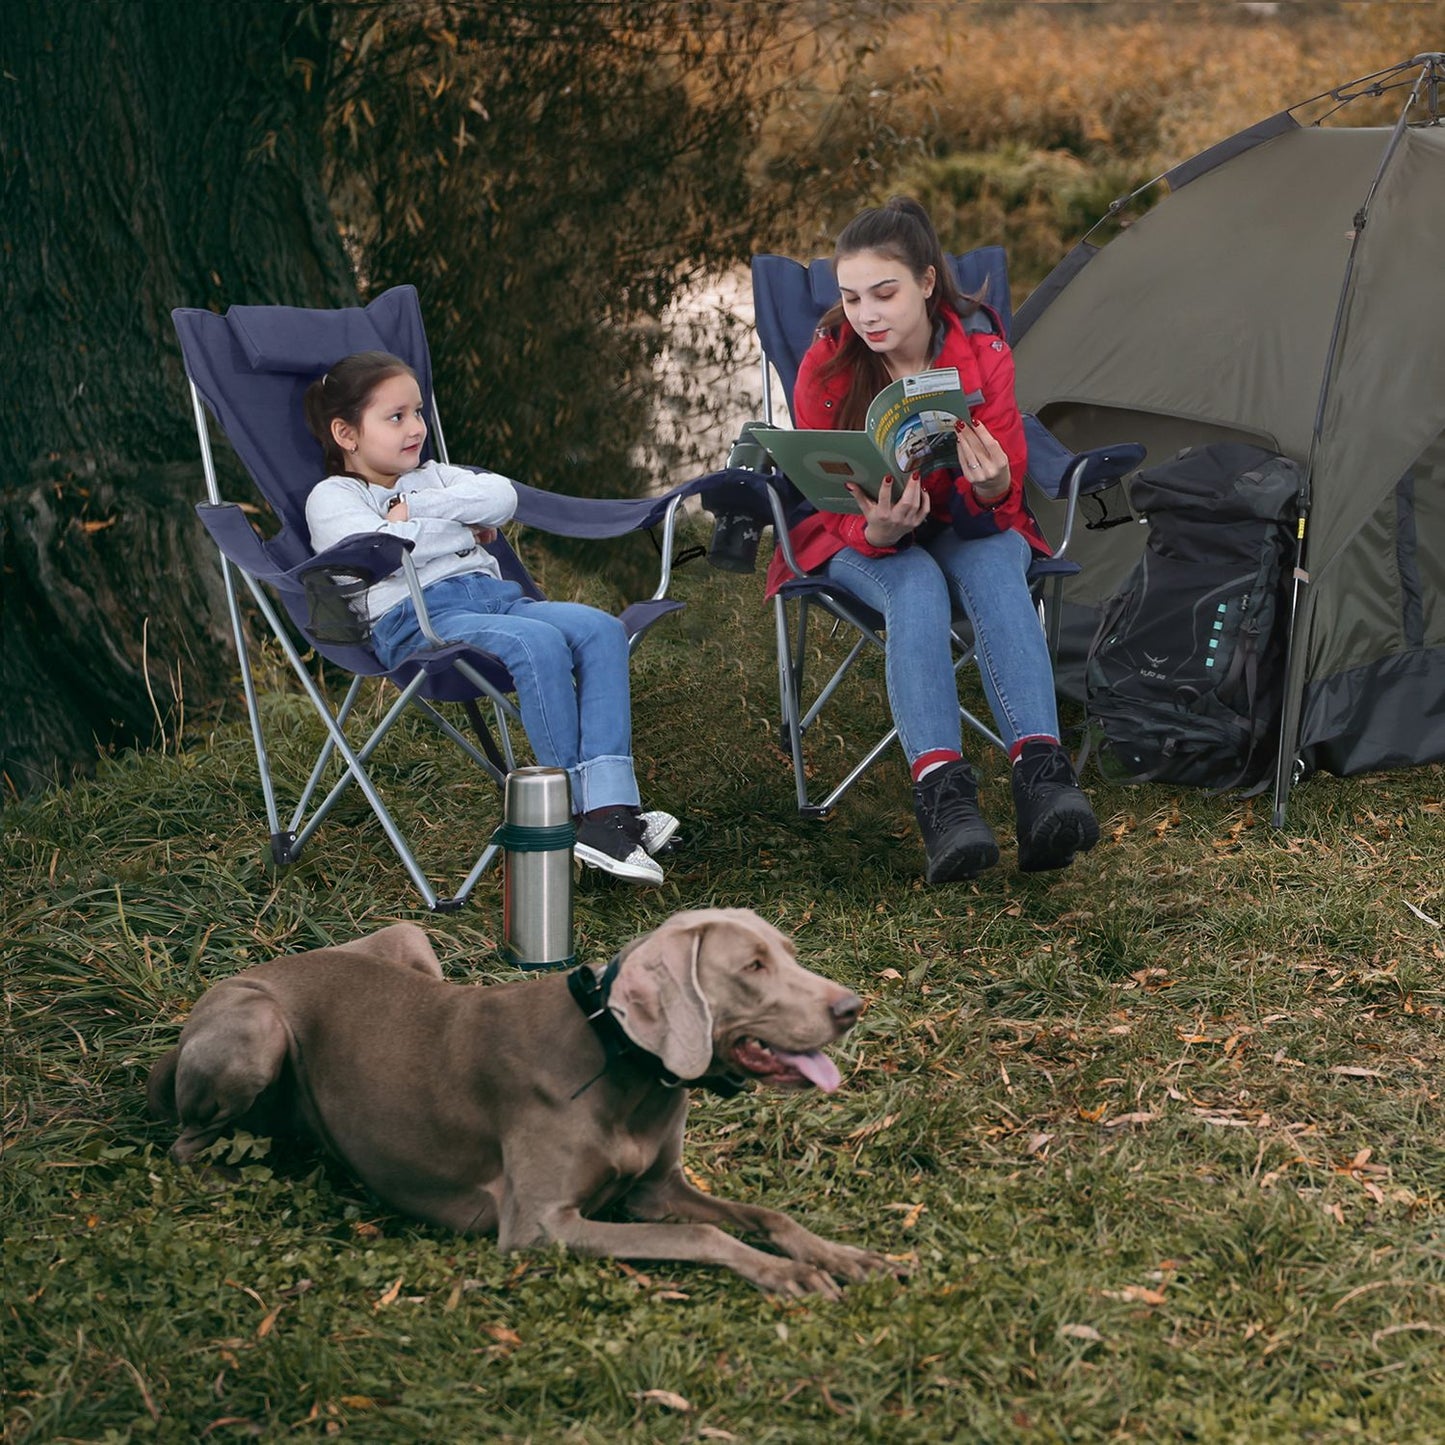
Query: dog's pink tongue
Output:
[[773, 1048, 842, 1093]]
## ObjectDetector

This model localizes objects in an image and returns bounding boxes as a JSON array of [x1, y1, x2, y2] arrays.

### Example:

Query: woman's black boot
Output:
[[1011, 740, 1100, 872], [912, 759, 1000, 883]]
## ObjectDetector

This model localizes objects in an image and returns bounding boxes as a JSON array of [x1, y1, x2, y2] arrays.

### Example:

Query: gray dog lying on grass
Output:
[[147, 907, 903, 1297]]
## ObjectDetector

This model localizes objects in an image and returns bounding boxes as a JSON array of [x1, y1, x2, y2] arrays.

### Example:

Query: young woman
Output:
[[764, 196, 1099, 882], [303, 351, 676, 885]]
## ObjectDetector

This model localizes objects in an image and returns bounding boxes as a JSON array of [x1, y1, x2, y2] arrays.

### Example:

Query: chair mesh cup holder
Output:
[[707, 426, 770, 573], [707, 511, 762, 573], [301, 565, 375, 645]]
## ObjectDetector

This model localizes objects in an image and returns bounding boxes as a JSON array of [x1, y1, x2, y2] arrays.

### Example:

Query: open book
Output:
[[750, 367, 976, 514]]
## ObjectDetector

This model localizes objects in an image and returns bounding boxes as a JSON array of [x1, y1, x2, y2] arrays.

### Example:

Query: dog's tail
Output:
[[145, 1047, 181, 1120]]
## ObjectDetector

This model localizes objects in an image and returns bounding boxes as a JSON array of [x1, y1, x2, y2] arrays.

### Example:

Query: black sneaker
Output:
[[912, 759, 1000, 884], [574, 810, 664, 884], [1011, 740, 1100, 873]]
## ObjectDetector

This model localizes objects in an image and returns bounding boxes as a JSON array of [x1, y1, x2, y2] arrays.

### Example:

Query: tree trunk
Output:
[[0, 0, 356, 794]]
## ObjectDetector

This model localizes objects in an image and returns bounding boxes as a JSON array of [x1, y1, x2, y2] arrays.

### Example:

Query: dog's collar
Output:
[[566, 956, 745, 1099]]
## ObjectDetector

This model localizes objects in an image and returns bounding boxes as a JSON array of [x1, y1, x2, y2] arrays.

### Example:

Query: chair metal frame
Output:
[[176, 286, 723, 909]]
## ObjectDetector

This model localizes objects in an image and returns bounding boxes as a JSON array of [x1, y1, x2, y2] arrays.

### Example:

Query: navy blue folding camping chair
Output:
[[704, 249, 1143, 817], [173, 284, 738, 909]]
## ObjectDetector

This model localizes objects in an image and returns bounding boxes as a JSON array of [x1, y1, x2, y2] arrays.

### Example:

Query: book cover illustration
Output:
[[866, 367, 974, 478], [749, 367, 977, 514]]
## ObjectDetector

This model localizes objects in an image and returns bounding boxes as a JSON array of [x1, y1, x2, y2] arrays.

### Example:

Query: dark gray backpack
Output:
[[1084, 442, 1302, 790]]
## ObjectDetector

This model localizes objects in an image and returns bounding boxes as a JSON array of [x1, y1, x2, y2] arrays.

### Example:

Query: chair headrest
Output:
[[751, 247, 1013, 413], [171, 285, 435, 548], [227, 305, 394, 375]]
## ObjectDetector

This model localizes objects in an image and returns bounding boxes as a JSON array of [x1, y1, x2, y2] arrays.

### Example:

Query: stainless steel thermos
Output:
[[498, 767, 575, 970]]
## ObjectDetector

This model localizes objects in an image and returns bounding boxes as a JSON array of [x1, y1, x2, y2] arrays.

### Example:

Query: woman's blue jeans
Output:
[[370, 574, 640, 812], [820, 527, 1060, 765]]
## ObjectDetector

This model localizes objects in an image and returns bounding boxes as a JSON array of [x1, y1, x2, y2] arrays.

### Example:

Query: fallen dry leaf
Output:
[[887, 1200, 927, 1229], [1058, 1323, 1103, 1343], [1103, 1111, 1157, 1129], [634, 1389, 692, 1412], [848, 1114, 899, 1142], [373, 1278, 403, 1310], [1403, 900, 1441, 928], [1101, 1285, 1168, 1306]]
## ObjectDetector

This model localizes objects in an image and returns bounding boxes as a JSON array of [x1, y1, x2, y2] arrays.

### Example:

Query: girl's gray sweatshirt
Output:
[[305, 460, 519, 624]]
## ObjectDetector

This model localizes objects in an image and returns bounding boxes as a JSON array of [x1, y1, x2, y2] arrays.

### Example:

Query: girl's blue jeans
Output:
[[370, 574, 640, 812], [820, 527, 1060, 765]]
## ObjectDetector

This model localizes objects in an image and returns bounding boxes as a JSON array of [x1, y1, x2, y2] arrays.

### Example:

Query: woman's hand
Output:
[[469, 525, 498, 546], [955, 418, 1011, 505], [850, 471, 930, 548]]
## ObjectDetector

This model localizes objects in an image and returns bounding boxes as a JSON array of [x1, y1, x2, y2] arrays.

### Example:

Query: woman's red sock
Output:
[[911, 749, 963, 783]]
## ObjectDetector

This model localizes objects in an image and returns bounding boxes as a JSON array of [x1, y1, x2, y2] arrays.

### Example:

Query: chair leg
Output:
[[411, 697, 505, 783], [459, 697, 511, 777], [774, 595, 815, 814], [289, 674, 367, 835], [1046, 575, 1066, 660], [217, 554, 284, 847], [493, 699, 518, 772], [238, 578, 506, 910], [772, 590, 1018, 820]]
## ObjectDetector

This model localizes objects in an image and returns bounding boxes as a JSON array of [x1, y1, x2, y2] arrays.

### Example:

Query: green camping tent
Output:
[[1012, 54, 1445, 823]]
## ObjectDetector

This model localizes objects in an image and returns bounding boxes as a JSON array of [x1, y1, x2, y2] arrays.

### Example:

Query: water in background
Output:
[[641, 266, 793, 495]]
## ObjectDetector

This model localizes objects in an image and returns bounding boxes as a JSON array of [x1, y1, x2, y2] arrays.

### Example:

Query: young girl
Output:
[[764, 196, 1099, 882], [303, 350, 676, 885]]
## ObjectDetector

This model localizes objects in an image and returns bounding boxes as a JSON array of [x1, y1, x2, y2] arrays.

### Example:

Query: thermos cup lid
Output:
[[503, 766, 572, 828]]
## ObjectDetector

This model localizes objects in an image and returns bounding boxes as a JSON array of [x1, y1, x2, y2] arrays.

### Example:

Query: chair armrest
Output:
[[1051, 442, 1147, 561], [196, 502, 286, 581], [1023, 417, 1145, 500], [196, 504, 416, 592], [511, 467, 766, 602], [295, 532, 416, 583], [1019, 414, 1146, 562], [1068, 443, 1147, 495]]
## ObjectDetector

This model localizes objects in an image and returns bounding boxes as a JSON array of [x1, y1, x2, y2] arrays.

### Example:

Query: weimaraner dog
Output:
[[147, 908, 902, 1296]]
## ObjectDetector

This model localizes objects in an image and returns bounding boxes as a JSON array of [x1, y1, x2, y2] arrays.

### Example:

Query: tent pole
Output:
[[1271, 54, 1444, 826]]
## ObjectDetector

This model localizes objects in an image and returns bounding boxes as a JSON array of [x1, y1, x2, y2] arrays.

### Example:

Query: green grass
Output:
[[4, 521, 1445, 1443]]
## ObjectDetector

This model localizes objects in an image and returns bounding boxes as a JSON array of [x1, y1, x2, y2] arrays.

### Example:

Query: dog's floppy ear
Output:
[[608, 922, 714, 1080]]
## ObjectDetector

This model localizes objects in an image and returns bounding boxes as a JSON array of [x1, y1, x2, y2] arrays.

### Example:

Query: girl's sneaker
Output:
[[574, 810, 665, 885], [636, 809, 679, 856]]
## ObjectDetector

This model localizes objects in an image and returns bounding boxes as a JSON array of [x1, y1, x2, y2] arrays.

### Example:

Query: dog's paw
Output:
[[750, 1257, 845, 1301], [816, 1242, 909, 1284]]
